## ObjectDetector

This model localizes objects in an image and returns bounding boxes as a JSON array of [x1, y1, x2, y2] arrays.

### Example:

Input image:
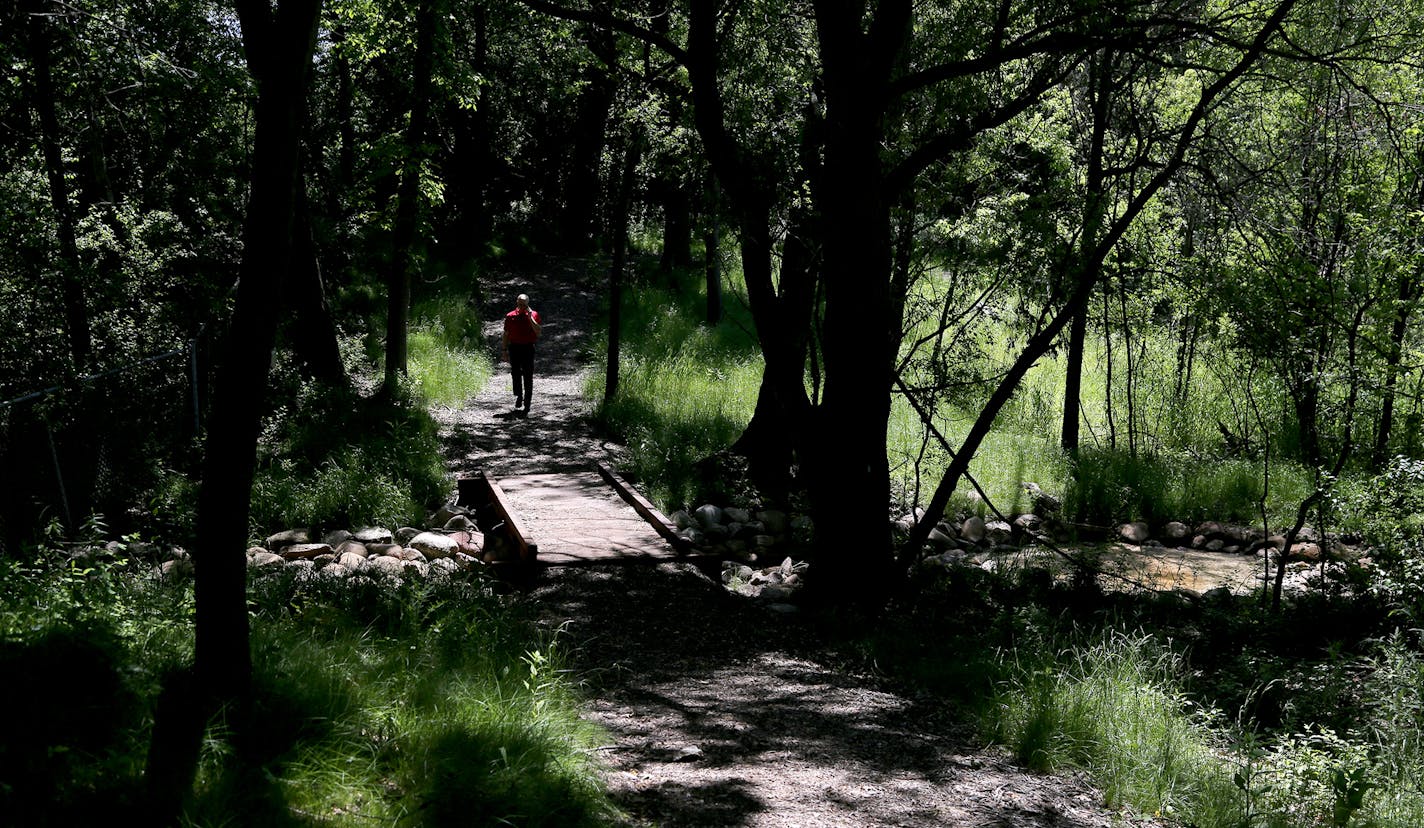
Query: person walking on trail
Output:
[[502, 293, 541, 412]]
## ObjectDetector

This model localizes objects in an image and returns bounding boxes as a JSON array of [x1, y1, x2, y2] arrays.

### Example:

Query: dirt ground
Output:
[[433, 257, 1168, 827]]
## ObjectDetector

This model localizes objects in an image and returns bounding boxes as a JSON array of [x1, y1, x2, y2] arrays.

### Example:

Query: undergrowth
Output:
[[0, 548, 617, 826], [585, 261, 761, 509]]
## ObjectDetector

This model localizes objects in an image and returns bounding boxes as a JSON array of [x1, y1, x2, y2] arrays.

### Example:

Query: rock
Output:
[[246, 546, 268, 558], [673, 745, 704, 762], [248, 551, 285, 568], [354, 526, 394, 544], [757, 510, 790, 535], [1022, 482, 1061, 514], [928, 528, 956, 550], [337, 551, 368, 572], [453, 552, 481, 569], [1289, 542, 1323, 562], [766, 603, 799, 615], [724, 507, 752, 524], [322, 563, 351, 578], [281, 543, 333, 561], [985, 520, 1012, 544], [1191, 534, 1208, 549], [759, 585, 795, 602], [704, 524, 730, 542], [961, 516, 987, 543], [159, 558, 194, 582], [430, 557, 460, 577], [266, 528, 311, 550], [322, 529, 353, 547], [368, 556, 405, 577], [367, 542, 402, 557], [681, 527, 707, 546], [430, 504, 461, 528], [670, 510, 696, 530], [1196, 521, 1225, 538], [402, 560, 430, 578], [447, 530, 484, 555], [395, 527, 421, 544], [1163, 521, 1190, 540], [694, 504, 725, 529], [1205, 539, 1226, 552], [754, 534, 777, 549], [1118, 522, 1150, 544], [444, 514, 476, 531], [335, 540, 369, 559], [314, 553, 336, 568], [395, 547, 429, 563], [409, 531, 457, 559], [1013, 514, 1042, 533]]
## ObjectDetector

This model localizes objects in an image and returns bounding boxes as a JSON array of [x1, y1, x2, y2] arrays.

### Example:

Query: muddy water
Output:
[[982, 543, 1290, 596]]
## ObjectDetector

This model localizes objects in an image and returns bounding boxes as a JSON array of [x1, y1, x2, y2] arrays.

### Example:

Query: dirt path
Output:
[[432, 257, 1162, 828]]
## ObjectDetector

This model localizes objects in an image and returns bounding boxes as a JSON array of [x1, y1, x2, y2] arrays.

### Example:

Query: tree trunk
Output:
[[147, 0, 322, 820], [383, 0, 442, 391], [25, 0, 92, 371], [729, 207, 817, 492], [560, 28, 616, 253], [1061, 305, 1087, 454], [659, 179, 693, 275], [605, 133, 643, 404], [703, 178, 722, 325], [1373, 272, 1417, 467], [287, 184, 347, 384]]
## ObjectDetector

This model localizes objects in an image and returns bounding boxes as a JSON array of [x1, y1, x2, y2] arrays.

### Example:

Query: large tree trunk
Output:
[[729, 208, 817, 493], [145, 0, 321, 819], [383, 0, 442, 390], [805, 7, 905, 605]]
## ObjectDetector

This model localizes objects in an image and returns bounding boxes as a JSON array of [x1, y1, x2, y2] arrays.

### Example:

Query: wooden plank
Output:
[[456, 472, 538, 563], [597, 462, 692, 552]]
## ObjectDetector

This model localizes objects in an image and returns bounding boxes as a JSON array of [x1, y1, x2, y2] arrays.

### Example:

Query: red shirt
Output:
[[504, 308, 541, 344]]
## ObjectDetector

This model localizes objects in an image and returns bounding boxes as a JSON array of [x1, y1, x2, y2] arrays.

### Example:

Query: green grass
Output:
[[585, 263, 763, 509], [0, 552, 619, 826], [408, 325, 493, 408], [246, 380, 449, 536]]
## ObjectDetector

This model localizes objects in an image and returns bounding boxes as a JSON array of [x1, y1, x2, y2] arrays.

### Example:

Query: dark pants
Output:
[[508, 343, 534, 406]]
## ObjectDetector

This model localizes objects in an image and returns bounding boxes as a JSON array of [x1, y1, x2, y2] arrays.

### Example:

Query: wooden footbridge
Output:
[[457, 462, 710, 570]]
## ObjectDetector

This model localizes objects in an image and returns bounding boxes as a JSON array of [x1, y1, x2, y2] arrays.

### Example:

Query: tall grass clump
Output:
[[0, 541, 619, 826], [408, 325, 493, 407], [991, 632, 1224, 818], [989, 628, 1424, 828], [248, 378, 448, 536], [408, 291, 493, 407], [185, 572, 618, 826], [1057, 447, 1315, 528], [587, 265, 762, 508]]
